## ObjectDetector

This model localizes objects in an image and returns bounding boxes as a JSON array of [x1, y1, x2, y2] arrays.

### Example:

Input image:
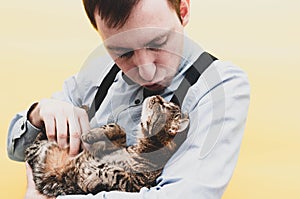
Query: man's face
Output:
[[95, 0, 190, 91]]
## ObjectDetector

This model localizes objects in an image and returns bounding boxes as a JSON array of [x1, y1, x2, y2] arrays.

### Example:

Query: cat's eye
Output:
[[150, 99, 156, 105]]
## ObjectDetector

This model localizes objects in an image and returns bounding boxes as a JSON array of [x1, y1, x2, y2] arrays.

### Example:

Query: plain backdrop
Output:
[[0, 0, 299, 198]]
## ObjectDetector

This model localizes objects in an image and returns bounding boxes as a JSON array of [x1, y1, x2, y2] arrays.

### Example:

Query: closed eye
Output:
[[147, 38, 168, 51], [119, 51, 134, 59], [107, 46, 134, 60]]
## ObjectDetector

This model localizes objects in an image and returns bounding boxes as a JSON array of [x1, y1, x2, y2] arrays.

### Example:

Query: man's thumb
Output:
[[25, 162, 34, 187]]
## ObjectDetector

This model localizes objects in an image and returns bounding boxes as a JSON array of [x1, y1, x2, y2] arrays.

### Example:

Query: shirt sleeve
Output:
[[7, 105, 42, 162], [6, 75, 81, 162], [57, 63, 250, 199], [7, 51, 115, 162], [7, 52, 115, 162]]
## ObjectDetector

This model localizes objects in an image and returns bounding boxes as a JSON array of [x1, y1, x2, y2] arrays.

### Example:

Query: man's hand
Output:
[[24, 162, 55, 199], [28, 99, 90, 156]]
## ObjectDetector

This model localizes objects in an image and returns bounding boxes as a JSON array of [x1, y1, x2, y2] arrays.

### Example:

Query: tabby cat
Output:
[[25, 95, 189, 197]]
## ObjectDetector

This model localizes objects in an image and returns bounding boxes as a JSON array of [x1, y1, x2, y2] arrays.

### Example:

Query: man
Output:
[[8, 0, 250, 198]]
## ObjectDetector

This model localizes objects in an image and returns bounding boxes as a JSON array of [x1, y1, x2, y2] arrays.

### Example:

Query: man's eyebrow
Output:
[[106, 46, 133, 53], [106, 30, 171, 52], [144, 30, 171, 46]]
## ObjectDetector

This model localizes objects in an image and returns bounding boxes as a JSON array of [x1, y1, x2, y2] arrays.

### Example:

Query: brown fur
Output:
[[25, 95, 189, 197]]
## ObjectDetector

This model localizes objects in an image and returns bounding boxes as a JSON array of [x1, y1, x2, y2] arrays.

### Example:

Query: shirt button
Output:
[[134, 99, 141, 104], [20, 120, 27, 133], [21, 123, 25, 130]]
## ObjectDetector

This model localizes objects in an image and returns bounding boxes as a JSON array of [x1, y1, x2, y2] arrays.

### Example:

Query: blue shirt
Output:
[[7, 35, 250, 199]]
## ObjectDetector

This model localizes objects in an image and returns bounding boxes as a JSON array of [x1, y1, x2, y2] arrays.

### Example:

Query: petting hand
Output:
[[24, 162, 55, 199], [28, 98, 90, 156]]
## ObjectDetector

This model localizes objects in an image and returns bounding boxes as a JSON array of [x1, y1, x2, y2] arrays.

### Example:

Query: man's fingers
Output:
[[44, 115, 56, 141], [79, 110, 90, 134], [69, 107, 91, 156], [56, 116, 68, 148], [68, 128, 81, 156], [25, 162, 34, 187], [68, 108, 82, 156], [78, 111, 91, 151], [38, 101, 91, 156]]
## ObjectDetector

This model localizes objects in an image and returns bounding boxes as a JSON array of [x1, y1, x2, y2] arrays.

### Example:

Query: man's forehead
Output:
[[103, 28, 172, 49]]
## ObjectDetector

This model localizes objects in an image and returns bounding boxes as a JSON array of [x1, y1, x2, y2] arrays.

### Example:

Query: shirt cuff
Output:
[[8, 103, 42, 161], [23, 102, 42, 142]]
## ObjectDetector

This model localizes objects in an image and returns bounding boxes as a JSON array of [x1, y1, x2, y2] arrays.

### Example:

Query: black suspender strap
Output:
[[94, 64, 120, 112], [90, 52, 217, 119], [170, 52, 217, 107]]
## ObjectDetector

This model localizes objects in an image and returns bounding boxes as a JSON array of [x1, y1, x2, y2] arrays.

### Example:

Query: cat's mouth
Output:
[[140, 96, 166, 135], [140, 97, 152, 128]]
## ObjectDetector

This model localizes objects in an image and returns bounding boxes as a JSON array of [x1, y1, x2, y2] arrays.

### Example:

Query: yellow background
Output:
[[1, 0, 299, 198]]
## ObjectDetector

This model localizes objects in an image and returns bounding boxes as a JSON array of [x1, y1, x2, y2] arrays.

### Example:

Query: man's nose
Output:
[[133, 49, 156, 82]]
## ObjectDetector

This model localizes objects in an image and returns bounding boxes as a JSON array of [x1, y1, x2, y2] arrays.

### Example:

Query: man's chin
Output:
[[143, 85, 165, 96], [144, 84, 165, 91]]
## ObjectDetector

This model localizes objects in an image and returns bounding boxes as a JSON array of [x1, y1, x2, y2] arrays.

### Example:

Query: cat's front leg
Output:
[[81, 126, 108, 144], [82, 123, 127, 158], [82, 123, 126, 145]]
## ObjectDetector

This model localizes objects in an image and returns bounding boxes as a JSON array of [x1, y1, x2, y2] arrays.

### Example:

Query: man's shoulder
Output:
[[182, 59, 249, 111], [210, 60, 249, 84], [78, 49, 115, 86]]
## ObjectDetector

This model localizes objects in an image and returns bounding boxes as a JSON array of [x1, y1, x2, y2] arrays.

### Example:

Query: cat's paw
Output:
[[81, 128, 103, 144], [81, 125, 113, 144], [101, 124, 126, 147]]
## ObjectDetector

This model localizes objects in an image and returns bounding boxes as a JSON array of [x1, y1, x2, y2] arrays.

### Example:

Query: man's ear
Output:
[[180, 0, 191, 26]]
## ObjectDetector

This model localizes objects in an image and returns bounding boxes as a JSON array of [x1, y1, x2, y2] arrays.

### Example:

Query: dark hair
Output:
[[82, 0, 182, 29]]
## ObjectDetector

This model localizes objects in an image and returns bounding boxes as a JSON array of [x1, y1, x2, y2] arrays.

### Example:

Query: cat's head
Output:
[[140, 95, 189, 136]]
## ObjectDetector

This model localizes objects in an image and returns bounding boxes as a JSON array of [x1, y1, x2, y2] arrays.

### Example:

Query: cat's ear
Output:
[[178, 118, 189, 133]]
